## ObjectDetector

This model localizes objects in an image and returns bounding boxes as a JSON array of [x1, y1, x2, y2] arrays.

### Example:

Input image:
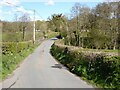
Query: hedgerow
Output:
[[2, 41, 33, 55], [1, 41, 38, 80], [50, 44, 120, 89]]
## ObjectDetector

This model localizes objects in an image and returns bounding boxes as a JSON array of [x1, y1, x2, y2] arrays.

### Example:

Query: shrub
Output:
[[2, 41, 33, 55], [50, 44, 120, 89], [1, 40, 34, 80]]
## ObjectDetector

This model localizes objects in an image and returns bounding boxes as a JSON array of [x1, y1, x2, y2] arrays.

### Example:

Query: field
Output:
[[47, 31, 59, 39], [2, 31, 44, 42]]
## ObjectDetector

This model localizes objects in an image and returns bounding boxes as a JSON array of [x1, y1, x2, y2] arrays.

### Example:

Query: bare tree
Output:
[[19, 13, 31, 41]]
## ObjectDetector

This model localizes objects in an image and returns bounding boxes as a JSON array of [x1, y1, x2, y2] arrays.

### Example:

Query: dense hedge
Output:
[[50, 44, 120, 89], [2, 41, 33, 55], [1, 41, 35, 79]]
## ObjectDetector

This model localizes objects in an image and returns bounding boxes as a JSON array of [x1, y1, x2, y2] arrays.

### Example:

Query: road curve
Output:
[[2, 40, 95, 88]]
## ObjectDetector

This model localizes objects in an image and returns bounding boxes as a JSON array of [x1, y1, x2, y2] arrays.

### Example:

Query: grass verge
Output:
[[47, 31, 59, 39], [1, 41, 41, 81]]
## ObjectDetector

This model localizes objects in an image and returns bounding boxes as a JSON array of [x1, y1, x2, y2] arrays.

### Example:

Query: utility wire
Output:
[[5, 2, 36, 43], [35, 11, 44, 21], [6, 2, 44, 21]]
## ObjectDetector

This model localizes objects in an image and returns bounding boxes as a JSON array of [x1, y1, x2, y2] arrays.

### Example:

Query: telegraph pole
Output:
[[33, 10, 35, 44], [5, 2, 36, 44]]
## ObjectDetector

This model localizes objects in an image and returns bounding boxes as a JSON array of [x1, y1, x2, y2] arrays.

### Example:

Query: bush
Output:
[[2, 41, 33, 55], [1, 40, 36, 80], [50, 44, 120, 89]]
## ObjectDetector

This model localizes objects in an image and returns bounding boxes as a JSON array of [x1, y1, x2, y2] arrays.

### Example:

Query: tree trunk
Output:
[[113, 40, 116, 50], [23, 28, 25, 40]]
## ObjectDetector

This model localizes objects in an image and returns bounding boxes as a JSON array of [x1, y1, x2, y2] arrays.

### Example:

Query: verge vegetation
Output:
[[1, 13, 48, 81], [1, 41, 41, 81], [51, 40, 120, 89]]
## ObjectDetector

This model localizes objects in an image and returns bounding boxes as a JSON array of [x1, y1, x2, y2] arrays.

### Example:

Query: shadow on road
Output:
[[51, 64, 65, 69]]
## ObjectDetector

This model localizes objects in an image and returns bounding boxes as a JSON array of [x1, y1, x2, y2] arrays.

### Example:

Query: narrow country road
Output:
[[2, 39, 95, 88]]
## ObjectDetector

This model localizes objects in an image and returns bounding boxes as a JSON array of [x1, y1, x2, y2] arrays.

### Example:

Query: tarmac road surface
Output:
[[2, 39, 95, 88]]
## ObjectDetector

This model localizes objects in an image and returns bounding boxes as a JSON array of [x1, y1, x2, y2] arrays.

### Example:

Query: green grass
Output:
[[1, 30, 44, 81], [2, 31, 58, 42], [1, 42, 40, 81], [47, 31, 59, 39], [0, 54, 2, 81], [2, 32, 44, 42], [55, 40, 119, 55], [82, 48, 118, 52]]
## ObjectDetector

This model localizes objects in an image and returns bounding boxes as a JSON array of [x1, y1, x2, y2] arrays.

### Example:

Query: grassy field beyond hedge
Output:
[[2, 32, 44, 42], [47, 31, 59, 39], [50, 42, 120, 89]]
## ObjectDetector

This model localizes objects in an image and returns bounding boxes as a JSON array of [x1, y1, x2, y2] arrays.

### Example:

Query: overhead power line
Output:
[[5, 2, 36, 43], [35, 11, 44, 21]]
